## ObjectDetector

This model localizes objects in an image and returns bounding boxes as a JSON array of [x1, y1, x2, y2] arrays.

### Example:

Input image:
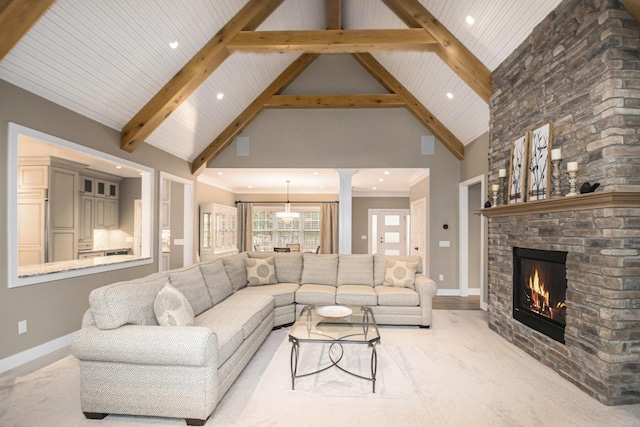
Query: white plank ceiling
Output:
[[0, 0, 562, 193]]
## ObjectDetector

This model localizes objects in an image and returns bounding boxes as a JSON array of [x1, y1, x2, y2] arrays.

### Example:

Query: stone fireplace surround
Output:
[[485, 0, 640, 405]]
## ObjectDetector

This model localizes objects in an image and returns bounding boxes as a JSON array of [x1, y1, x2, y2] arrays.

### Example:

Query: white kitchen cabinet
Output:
[[49, 166, 78, 262], [17, 191, 46, 266], [19, 165, 48, 189], [96, 180, 118, 198], [80, 176, 95, 195], [78, 195, 95, 249], [95, 197, 118, 229]]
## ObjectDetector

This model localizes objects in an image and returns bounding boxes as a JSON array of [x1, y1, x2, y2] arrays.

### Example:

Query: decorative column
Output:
[[336, 169, 357, 254]]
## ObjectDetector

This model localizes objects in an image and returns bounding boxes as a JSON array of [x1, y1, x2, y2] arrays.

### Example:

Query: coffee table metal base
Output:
[[289, 336, 379, 393]]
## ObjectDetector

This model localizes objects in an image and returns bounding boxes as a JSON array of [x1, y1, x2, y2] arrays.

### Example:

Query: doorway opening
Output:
[[158, 172, 194, 272], [459, 175, 486, 310]]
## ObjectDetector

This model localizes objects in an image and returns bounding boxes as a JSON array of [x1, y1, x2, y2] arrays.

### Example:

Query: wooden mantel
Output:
[[480, 190, 640, 218]]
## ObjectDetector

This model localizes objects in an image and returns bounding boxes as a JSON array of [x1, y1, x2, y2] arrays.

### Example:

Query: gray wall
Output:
[[461, 132, 488, 183], [118, 177, 142, 236], [0, 79, 196, 361], [352, 197, 410, 254]]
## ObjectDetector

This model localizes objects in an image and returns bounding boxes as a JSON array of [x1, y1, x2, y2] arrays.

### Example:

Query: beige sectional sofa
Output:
[[72, 252, 437, 425]]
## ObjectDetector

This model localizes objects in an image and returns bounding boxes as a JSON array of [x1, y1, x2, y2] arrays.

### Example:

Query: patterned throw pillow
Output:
[[383, 259, 418, 289], [246, 256, 277, 286], [153, 283, 195, 326]]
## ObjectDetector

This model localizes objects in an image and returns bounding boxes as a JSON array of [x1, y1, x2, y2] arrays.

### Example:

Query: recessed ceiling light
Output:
[[169, 41, 179, 49], [248, 186, 253, 189], [313, 172, 318, 175], [446, 92, 454, 99], [320, 185, 324, 189], [115, 165, 122, 169], [217, 172, 223, 175], [372, 187, 377, 190], [466, 15, 475, 25], [379, 178, 384, 182], [216, 93, 224, 100], [384, 171, 390, 175]]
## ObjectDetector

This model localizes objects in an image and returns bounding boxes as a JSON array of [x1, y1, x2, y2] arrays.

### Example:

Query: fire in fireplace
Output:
[[513, 247, 567, 343]]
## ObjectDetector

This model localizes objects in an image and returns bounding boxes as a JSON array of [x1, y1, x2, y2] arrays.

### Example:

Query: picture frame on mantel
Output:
[[527, 121, 553, 201], [508, 133, 528, 204]]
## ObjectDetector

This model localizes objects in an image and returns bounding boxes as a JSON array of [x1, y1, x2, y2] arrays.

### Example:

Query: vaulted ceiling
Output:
[[1, 0, 566, 183]]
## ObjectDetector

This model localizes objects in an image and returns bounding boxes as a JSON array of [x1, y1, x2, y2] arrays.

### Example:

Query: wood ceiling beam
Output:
[[227, 29, 437, 53], [381, 0, 492, 104], [621, 0, 640, 23], [191, 54, 320, 175], [0, 0, 56, 62], [353, 52, 464, 160], [265, 94, 405, 109], [327, 0, 341, 29], [120, 0, 284, 153]]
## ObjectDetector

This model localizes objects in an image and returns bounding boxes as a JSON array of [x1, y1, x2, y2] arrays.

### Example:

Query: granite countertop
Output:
[[18, 255, 139, 278], [77, 247, 131, 254]]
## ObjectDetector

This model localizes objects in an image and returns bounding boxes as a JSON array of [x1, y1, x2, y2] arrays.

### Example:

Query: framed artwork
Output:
[[508, 134, 528, 204], [527, 122, 553, 201]]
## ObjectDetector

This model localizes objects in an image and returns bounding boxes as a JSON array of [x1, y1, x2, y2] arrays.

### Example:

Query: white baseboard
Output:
[[0, 332, 74, 374], [437, 289, 461, 296], [437, 288, 481, 296]]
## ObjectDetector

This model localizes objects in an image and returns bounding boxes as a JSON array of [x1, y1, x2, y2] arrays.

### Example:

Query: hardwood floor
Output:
[[432, 295, 481, 310]]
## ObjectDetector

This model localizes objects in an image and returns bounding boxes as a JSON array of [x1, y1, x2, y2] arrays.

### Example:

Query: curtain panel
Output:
[[236, 202, 253, 252], [320, 202, 338, 254]]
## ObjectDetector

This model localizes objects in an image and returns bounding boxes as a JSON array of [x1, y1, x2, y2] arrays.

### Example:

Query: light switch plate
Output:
[[439, 240, 450, 247]]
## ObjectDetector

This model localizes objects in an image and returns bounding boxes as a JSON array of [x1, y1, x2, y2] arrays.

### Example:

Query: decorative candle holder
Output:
[[491, 185, 499, 206], [551, 159, 562, 198], [566, 170, 578, 196]]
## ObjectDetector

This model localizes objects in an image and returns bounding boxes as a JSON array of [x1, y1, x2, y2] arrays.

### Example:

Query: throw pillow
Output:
[[245, 257, 277, 286], [383, 259, 418, 289], [153, 283, 195, 326]]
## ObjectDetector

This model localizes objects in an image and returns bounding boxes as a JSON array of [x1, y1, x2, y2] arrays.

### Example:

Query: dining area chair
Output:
[[285, 243, 301, 252]]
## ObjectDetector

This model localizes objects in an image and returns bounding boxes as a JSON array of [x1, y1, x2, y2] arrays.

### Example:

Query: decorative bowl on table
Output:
[[316, 305, 353, 318]]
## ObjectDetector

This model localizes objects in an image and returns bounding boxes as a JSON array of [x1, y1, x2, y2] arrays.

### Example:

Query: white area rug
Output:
[[2, 310, 640, 426]]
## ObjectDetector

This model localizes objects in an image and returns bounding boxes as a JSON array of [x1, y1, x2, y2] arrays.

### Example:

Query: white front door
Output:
[[370, 209, 410, 256]]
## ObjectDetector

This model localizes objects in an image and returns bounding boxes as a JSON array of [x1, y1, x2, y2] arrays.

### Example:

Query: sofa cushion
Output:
[[246, 257, 277, 286], [194, 310, 244, 367], [301, 254, 338, 286], [235, 283, 300, 307], [274, 253, 303, 283], [295, 284, 336, 305], [154, 283, 195, 326], [247, 251, 303, 284], [374, 254, 423, 285], [222, 252, 249, 291], [375, 286, 420, 306], [168, 264, 212, 316], [336, 285, 377, 306], [89, 274, 168, 329], [384, 259, 418, 289], [200, 258, 234, 305], [337, 254, 374, 286]]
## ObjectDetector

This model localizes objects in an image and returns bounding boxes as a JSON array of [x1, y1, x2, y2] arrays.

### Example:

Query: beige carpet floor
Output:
[[2, 310, 640, 426]]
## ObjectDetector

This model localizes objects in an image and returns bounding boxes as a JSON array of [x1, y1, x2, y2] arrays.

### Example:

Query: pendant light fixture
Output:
[[276, 180, 299, 223]]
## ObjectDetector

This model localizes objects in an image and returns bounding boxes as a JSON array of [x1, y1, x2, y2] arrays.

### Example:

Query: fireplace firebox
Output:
[[513, 247, 567, 344]]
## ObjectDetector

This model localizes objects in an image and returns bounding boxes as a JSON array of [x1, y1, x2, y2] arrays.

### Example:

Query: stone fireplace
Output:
[[485, 0, 640, 405]]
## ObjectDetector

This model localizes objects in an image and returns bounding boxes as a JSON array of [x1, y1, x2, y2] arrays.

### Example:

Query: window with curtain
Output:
[[252, 207, 320, 252]]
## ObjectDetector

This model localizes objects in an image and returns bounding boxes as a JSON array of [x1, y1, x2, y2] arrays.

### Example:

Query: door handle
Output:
[[414, 247, 419, 250]]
